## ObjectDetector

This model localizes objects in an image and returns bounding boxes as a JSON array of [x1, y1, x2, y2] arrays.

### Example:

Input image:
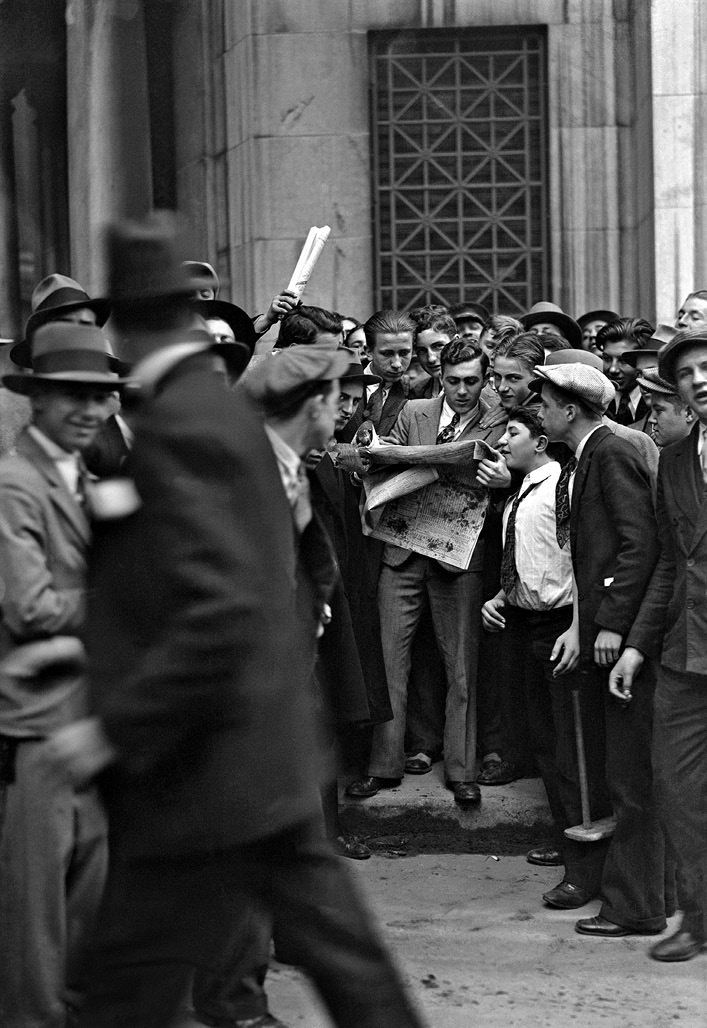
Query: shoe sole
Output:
[[527, 856, 564, 867], [405, 765, 433, 775]]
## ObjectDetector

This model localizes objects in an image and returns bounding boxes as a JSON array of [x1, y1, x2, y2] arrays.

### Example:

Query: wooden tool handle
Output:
[[571, 689, 592, 830]]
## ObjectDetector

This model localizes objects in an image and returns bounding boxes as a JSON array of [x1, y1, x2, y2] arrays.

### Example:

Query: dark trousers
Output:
[[77, 819, 424, 1028], [0, 738, 107, 1028], [556, 662, 669, 930], [653, 665, 707, 940], [503, 605, 573, 848], [192, 906, 272, 1026]]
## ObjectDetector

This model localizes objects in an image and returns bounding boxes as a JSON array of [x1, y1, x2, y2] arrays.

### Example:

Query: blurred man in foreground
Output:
[[48, 214, 425, 1028]]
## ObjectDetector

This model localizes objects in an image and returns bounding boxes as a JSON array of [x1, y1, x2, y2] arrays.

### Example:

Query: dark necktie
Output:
[[499, 482, 540, 596], [611, 392, 633, 426], [364, 385, 385, 427], [436, 412, 460, 445], [555, 457, 577, 549]]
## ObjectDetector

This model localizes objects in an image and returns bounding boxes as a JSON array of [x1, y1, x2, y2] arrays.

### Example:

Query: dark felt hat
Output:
[[452, 301, 490, 324], [106, 211, 215, 318], [520, 302, 582, 349], [11, 274, 112, 368], [183, 261, 220, 298], [3, 323, 133, 395], [576, 309, 619, 329], [620, 349, 659, 370], [339, 347, 381, 386], [193, 299, 257, 379], [659, 327, 707, 385]]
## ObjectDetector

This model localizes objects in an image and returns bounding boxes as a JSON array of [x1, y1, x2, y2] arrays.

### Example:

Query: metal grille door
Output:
[[372, 29, 548, 315]]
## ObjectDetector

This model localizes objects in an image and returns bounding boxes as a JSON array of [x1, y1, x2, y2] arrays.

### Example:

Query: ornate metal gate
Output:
[[372, 28, 548, 315]]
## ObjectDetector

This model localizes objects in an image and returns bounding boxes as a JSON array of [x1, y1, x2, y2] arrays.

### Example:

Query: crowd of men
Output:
[[0, 209, 706, 1028]]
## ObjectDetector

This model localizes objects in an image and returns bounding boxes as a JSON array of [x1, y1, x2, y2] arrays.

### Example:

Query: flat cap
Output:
[[242, 345, 351, 416], [636, 367, 679, 396], [658, 327, 707, 385], [530, 362, 616, 415]]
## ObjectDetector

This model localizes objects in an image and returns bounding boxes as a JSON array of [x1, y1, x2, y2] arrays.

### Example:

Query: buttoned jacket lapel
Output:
[[16, 430, 90, 547]]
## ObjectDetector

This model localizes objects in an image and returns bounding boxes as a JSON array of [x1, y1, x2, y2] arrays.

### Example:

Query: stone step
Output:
[[340, 763, 553, 854]]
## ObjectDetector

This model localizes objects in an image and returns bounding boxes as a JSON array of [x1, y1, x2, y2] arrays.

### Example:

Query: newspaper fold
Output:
[[286, 225, 331, 302]]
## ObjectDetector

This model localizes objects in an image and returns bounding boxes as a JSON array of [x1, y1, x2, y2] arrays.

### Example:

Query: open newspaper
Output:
[[340, 425, 497, 571]]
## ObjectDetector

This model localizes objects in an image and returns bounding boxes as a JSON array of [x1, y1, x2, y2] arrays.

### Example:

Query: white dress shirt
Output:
[[436, 399, 479, 440], [28, 425, 82, 499], [502, 461, 573, 611]]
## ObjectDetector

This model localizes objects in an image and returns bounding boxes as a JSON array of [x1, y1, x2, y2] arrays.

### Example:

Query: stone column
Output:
[[0, 91, 21, 340], [650, 0, 707, 322], [66, 0, 153, 296]]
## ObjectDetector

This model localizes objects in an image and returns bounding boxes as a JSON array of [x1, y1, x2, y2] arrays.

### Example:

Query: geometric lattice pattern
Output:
[[372, 30, 549, 315]]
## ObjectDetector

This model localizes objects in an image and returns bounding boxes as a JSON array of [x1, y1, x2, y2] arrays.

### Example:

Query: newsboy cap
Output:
[[636, 367, 680, 397], [242, 345, 351, 417], [658, 327, 707, 385], [530, 362, 616, 415]]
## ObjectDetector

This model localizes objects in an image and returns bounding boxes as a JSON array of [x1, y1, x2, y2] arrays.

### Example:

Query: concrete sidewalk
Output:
[[340, 763, 554, 854]]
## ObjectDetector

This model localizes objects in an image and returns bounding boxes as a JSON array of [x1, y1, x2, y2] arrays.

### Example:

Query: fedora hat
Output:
[[659, 327, 707, 385], [650, 323, 678, 348], [544, 348, 603, 372], [576, 309, 618, 329], [11, 274, 112, 368], [193, 299, 257, 379], [3, 323, 132, 396], [339, 347, 381, 386], [106, 211, 215, 318], [520, 302, 582, 349], [183, 261, 220, 299], [620, 348, 659, 370], [451, 301, 489, 324]]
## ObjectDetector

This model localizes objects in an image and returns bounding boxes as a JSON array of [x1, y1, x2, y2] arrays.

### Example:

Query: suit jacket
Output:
[[628, 423, 707, 675], [84, 415, 131, 478], [338, 380, 409, 442], [87, 350, 333, 858], [309, 455, 392, 725], [570, 425, 659, 663], [603, 416, 659, 491], [380, 394, 506, 572], [0, 429, 89, 735]]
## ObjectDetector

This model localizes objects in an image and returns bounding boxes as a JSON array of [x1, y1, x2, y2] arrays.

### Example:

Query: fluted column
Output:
[[0, 93, 21, 341], [66, 0, 153, 296]]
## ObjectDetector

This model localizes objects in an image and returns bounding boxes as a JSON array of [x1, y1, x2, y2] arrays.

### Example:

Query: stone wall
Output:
[[170, 0, 706, 326]]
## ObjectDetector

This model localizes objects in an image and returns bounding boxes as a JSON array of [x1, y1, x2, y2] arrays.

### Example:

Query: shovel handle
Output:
[[571, 689, 592, 830]]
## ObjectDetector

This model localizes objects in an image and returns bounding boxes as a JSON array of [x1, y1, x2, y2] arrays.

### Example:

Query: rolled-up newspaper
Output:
[[287, 225, 331, 302]]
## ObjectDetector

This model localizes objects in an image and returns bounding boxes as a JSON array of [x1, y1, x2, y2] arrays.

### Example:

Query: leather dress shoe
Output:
[[650, 929, 707, 962], [477, 757, 520, 786], [332, 835, 371, 860], [543, 881, 594, 909], [527, 846, 564, 867], [232, 1016, 292, 1028], [404, 752, 433, 774], [575, 915, 662, 938], [446, 781, 481, 805], [345, 776, 401, 798]]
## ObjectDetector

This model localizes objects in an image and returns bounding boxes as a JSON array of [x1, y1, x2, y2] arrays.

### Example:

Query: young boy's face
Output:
[[498, 419, 543, 472]]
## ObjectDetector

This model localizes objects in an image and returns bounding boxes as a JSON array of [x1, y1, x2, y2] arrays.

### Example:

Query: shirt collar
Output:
[[522, 460, 560, 488], [574, 423, 603, 463], [441, 398, 479, 428], [264, 424, 302, 480], [28, 424, 78, 462]]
